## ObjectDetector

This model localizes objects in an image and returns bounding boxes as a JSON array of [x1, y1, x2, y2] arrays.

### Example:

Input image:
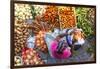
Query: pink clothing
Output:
[[50, 40, 71, 59]]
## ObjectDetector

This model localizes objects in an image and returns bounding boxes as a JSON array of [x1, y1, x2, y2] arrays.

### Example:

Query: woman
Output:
[[50, 33, 71, 59], [66, 28, 85, 50]]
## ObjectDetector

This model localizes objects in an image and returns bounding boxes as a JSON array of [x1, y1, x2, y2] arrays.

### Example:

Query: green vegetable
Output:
[[75, 7, 95, 37], [31, 5, 36, 20]]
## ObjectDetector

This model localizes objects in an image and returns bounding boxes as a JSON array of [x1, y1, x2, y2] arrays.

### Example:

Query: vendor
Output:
[[50, 33, 71, 59], [66, 28, 85, 50]]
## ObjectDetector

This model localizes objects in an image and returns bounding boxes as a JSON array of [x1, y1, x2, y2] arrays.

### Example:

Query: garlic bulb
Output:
[[15, 4, 33, 20]]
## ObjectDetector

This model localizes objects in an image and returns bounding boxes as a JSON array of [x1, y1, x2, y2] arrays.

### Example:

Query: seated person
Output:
[[66, 28, 85, 50], [50, 33, 71, 59]]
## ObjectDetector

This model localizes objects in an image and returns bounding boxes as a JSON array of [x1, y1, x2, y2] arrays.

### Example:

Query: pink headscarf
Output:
[[50, 40, 71, 59]]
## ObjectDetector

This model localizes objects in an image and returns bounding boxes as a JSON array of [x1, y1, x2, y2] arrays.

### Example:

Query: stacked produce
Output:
[[22, 48, 45, 65], [87, 8, 95, 24], [35, 31, 48, 53], [59, 7, 76, 29], [14, 20, 30, 55], [42, 6, 76, 29], [42, 6, 59, 29], [75, 7, 94, 37], [14, 4, 34, 55], [15, 4, 33, 20], [87, 8, 95, 35], [33, 5, 46, 16]]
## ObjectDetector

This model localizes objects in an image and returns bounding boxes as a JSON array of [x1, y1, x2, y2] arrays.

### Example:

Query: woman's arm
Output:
[[55, 33, 68, 41]]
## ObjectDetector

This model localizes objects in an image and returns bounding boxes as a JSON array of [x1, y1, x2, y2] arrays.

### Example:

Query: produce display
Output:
[[42, 6, 59, 29], [42, 6, 76, 29], [75, 7, 95, 37], [13, 3, 96, 67], [15, 4, 33, 20], [22, 48, 45, 65], [35, 31, 48, 53], [14, 20, 30, 55], [59, 7, 76, 28]]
